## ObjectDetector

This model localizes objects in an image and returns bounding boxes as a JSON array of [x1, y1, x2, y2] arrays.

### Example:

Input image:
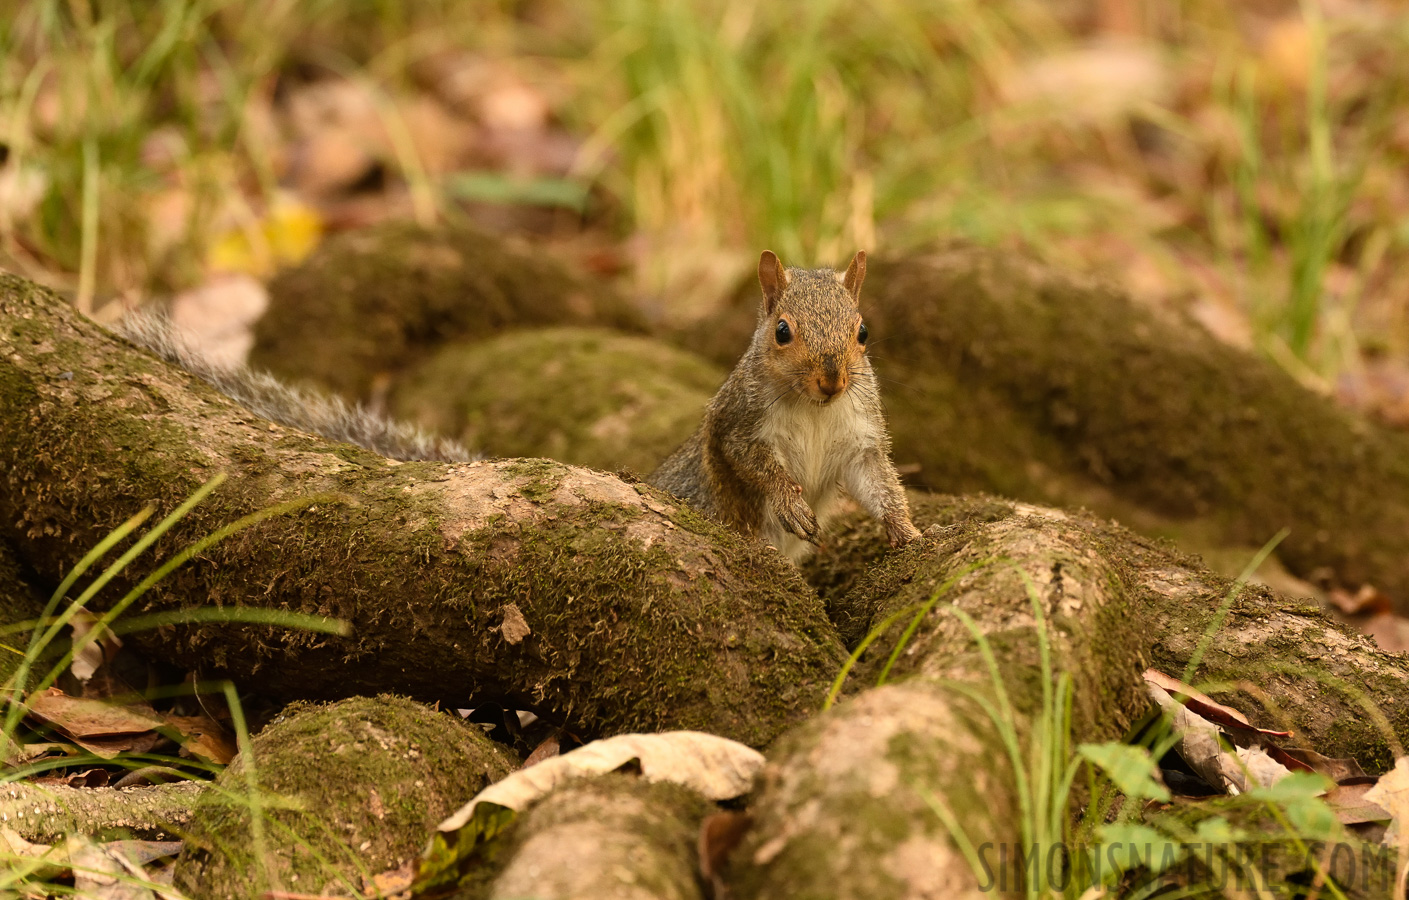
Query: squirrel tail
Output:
[[114, 311, 474, 463]]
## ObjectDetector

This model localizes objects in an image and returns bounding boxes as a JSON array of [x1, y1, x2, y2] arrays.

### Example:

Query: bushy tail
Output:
[[114, 311, 474, 463]]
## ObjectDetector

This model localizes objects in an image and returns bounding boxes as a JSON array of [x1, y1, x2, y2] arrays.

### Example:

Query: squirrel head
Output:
[[755, 249, 869, 405]]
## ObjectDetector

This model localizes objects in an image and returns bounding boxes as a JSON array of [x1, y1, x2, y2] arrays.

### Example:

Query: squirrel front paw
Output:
[[775, 487, 820, 544], [886, 517, 922, 548]]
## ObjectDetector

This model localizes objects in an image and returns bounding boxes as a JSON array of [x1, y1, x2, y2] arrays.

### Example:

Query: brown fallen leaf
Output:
[[1148, 683, 1292, 793], [1365, 757, 1409, 896], [364, 858, 416, 899], [161, 713, 236, 765], [1263, 745, 1315, 775], [1143, 669, 1291, 738], [1325, 782, 1392, 826], [1328, 584, 1392, 616], [21, 688, 167, 759], [1360, 612, 1409, 653], [35, 768, 110, 788], [1279, 747, 1368, 783], [522, 732, 560, 769], [68, 610, 121, 685], [699, 810, 752, 900], [3, 740, 80, 768]]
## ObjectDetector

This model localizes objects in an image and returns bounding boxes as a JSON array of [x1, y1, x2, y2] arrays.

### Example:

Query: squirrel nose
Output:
[[818, 374, 845, 397]]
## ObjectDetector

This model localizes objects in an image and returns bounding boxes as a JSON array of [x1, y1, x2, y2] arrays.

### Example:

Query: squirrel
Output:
[[114, 311, 472, 463], [650, 249, 921, 563]]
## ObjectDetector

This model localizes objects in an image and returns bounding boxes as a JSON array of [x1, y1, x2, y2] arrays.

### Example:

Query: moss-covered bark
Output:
[[0, 537, 46, 689], [674, 246, 1409, 611], [389, 328, 723, 475], [252, 222, 647, 399], [470, 775, 710, 900], [734, 681, 1020, 899], [0, 779, 201, 844], [812, 494, 1409, 766], [733, 498, 1154, 899], [175, 696, 516, 900], [0, 274, 845, 747]]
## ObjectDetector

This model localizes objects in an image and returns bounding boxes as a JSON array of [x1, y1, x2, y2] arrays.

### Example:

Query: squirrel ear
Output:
[[843, 250, 867, 304], [758, 250, 789, 314]]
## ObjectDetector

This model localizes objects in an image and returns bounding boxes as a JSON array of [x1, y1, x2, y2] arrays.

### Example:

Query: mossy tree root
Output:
[[252, 222, 648, 400], [481, 775, 710, 900], [0, 274, 844, 748], [815, 494, 1409, 768], [732, 507, 1149, 898], [174, 695, 518, 900], [0, 780, 201, 844]]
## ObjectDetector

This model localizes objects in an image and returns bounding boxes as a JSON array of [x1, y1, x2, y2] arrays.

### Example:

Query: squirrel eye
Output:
[[775, 320, 792, 345], [858, 321, 868, 345]]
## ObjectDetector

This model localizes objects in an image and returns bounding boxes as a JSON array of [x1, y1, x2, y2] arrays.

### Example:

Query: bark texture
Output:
[[477, 775, 709, 900], [0, 274, 845, 747], [0, 779, 200, 844], [0, 537, 45, 689], [734, 501, 1150, 898], [812, 494, 1409, 768]]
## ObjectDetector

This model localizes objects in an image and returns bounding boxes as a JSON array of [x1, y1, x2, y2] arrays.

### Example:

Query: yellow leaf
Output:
[[207, 197, 323, 277]]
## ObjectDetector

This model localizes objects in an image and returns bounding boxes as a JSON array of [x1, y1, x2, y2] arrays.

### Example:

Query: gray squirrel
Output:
[[650, 250, 919, 563], [115, 311, 472, 463]]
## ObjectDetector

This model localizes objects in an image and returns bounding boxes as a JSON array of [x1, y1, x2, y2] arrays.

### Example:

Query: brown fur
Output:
[[651, 250, 919, 562]]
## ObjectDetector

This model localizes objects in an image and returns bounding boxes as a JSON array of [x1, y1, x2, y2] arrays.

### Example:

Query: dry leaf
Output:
[[438, 731, 764, 832], [169, 273, 270, 370], [70, 837, 157, 900], [68, 610, 121, 684], [1143, 669, 1291, 738], [365, 858, 416, 899], [523, 732, 560, 769], [1360, 613, 1409, 653], [162, 714, 236, 765], [0, 827, 75, 887], [1003, 39, 1170, 124], [1260, 16, 1312, 92], [1325, 783, 1392, 826], [1279, 747, 1367, 783], [1148, 683, 1289, 794], [288, 125, 379, 197], [23, 688, 167, 758], [497, 604, 530, 645], [699, 810, 752, 900], [1328, 584, 1392, 616], [35, 768, 110, 788], [1364, 758, 1409, 895]]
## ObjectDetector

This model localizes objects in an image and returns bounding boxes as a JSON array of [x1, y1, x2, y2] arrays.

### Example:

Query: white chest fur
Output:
[[755, 396, 877, 560]]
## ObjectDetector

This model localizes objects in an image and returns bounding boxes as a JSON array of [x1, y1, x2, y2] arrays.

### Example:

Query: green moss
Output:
[[445, 484, 844, 745], [390, 328, 724, 474], [174, 695, 517, 900], [805, 492, 1018, 638], [0, 539, 47, 690], [252, 223, 647, 400], [501, 457, 568, 503]]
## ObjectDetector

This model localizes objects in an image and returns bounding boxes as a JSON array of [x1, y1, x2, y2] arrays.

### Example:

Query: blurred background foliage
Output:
[[4, 0, 1409, 416]]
